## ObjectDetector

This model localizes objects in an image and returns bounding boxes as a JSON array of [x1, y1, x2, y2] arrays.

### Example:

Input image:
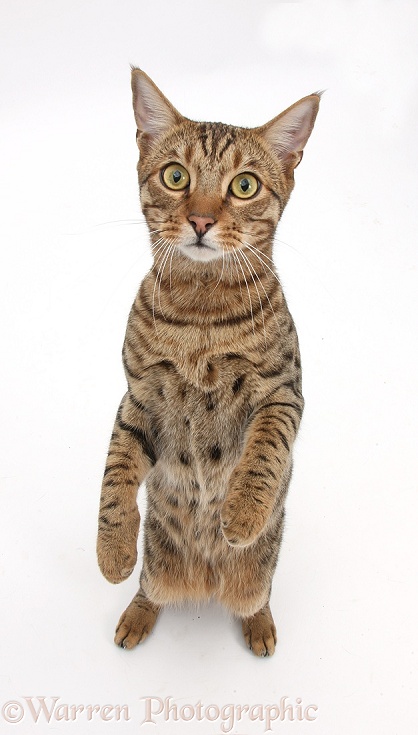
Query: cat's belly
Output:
[[136, 356, 257, 556], [162, 390, 245, 483], [145, 357, 255, 494]]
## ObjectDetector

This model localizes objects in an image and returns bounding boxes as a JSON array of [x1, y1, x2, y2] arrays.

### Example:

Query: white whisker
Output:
[[168, 238, 178, 293], [210, 247, 227, 295], [152, 240, 171, 330], [239, 244, 281, 330], [241, 238, 276, 265], [158, 239, 176, 315], [232, 250, 255, 335], [242, 241, 283, 288], [236, 248, 268, 348], [89, 218, 146, 230], [151, 237, 169, 259], [230, 249, 245, 304]]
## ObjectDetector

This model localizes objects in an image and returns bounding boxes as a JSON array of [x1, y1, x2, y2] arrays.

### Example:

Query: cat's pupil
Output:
[[240, 178, 250, 192], [173, 170, 182, 184]]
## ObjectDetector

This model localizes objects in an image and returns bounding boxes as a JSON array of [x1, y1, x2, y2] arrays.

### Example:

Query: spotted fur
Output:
[[97, 69, 320, 656]]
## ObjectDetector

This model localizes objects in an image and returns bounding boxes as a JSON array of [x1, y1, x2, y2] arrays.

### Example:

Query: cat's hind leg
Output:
[[217, 527, 282, 656], [217, 566, 278, 656], [114, 587, 160, 649]]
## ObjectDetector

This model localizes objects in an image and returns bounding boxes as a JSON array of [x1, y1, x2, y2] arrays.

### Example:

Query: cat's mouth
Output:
[[194, 236, 214, 250], [178, 234, 221, 263]]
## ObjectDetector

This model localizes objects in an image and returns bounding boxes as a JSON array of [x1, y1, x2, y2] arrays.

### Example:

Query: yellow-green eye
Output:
[[230, 173, 259, 199], [162, 163, 190, 191]]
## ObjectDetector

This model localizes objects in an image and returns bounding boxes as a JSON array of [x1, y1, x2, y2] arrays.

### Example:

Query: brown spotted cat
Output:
[[97, 68, 320, 656]]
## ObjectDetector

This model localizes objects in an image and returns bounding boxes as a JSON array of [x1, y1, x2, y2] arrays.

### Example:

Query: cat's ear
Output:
[[131, 67, 183, 150], [256, 93, 322, 170]]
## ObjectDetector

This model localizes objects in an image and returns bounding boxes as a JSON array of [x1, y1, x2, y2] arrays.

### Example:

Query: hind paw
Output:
[[242, 604, 277, 657], [114, 591, 160, 649]]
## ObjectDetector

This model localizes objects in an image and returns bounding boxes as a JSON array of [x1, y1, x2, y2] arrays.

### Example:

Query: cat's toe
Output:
[[98, 550, 137, 584], [97, 533, 138, 584], [222, 526, 250, 547], [220, 516, 258, 548], [242, 604, 277, 657], [220, 495, 265, 547], [114, 616, 150, 649], [114, 593, 160, 649]]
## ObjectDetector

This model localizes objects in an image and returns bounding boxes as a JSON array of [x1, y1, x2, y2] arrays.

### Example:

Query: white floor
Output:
[[1, 2, 417, 733]]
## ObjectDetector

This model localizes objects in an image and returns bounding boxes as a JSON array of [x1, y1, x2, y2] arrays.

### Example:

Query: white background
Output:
[[1, 1, 417, 733]]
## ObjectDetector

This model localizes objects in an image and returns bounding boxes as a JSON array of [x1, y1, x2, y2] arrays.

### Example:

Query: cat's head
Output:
[[131, 68, 320, 265]]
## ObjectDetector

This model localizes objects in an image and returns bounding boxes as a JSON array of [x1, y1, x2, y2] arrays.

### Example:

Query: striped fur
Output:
[[97, 69, 320, 656]]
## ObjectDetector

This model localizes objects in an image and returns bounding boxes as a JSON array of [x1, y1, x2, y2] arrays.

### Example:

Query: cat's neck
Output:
[[131, 243, 286, 390], [140, 242, 282, 330], [149, 242, 277, 296]]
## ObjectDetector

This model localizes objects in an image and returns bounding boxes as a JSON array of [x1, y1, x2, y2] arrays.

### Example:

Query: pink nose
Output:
[[188, 214, 215, 236]]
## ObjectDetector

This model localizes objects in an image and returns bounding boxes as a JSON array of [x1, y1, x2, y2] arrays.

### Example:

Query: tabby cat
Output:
[[97, 68, 320, 656]]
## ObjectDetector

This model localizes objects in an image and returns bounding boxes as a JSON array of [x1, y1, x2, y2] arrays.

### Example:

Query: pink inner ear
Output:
[[133, 82, 166, 136], [132, 70, 183, 142], [288, 103, 317, 150], [261, 96, 319, 160]]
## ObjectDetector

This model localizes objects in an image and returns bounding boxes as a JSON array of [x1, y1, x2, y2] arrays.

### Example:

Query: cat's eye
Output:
[[162, 163, 190, 191], [230, 173, 259, 199]]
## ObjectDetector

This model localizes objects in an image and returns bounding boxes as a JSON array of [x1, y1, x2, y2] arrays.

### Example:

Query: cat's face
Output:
[[132, 70, 320, 265]]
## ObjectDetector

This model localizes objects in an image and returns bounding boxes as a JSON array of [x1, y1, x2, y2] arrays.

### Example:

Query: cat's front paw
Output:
[[97, 506, 140, 584], [220, 493, 266, 548], [97, 539, 138, 584]]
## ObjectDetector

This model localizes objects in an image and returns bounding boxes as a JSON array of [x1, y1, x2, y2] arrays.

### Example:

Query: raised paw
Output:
[[114, 591, 160, 649], [220, 494, 266, 548], [97, 540, 137, 584], [97, 505, 140, 584], [242, 604, 277, 657]]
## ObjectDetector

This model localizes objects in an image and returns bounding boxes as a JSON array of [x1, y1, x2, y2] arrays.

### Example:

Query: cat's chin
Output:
[[177, 242, 222, 263]]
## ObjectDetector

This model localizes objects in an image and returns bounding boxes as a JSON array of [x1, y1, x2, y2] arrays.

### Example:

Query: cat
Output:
[[97, 68, 320, 656]]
